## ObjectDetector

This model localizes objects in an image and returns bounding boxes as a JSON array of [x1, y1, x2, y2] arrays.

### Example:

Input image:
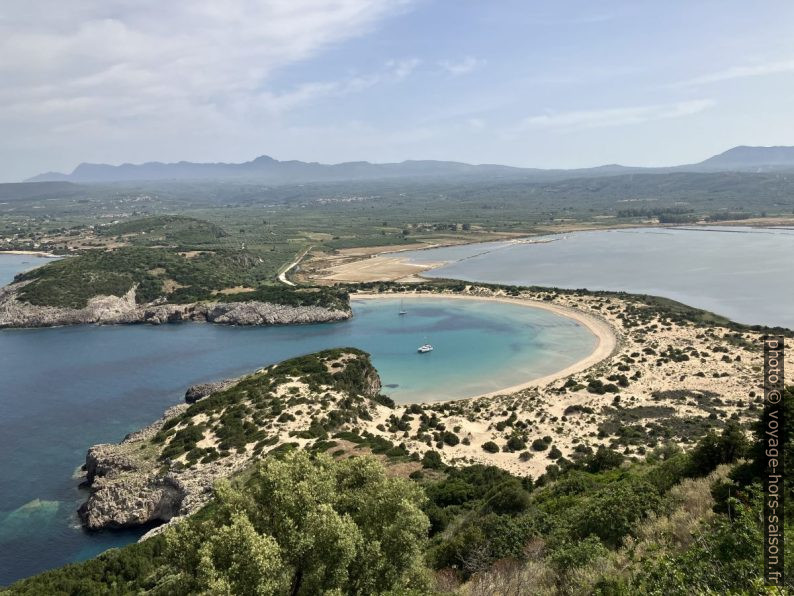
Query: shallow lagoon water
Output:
[[2, 225, 790, 583], [400, 226, 794, 329], [0, 256, 595, 584]]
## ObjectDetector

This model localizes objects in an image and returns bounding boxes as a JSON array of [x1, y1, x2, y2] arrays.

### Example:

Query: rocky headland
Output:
[[77, 348, 386, 533], [0, 282, 351, 328]]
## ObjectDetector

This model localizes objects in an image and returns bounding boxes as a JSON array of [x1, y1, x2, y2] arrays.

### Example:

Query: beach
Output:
[[0, 250, 61, 258], [348, 285, 794, 477], [352, 291, 617, 397]]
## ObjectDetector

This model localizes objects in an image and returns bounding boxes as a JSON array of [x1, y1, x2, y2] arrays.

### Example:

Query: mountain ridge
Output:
[[695, 145, 794, 169], [25, 145, 794, 184]]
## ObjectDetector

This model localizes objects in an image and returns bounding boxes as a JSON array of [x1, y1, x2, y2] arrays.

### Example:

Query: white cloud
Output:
[[252, 59, 421, 114], [521, 99, 715, 131], [438, 57, 485, 76], [0, 0, 412, 177], [675, 59, 794, 86], [387, 58, 422, 80]]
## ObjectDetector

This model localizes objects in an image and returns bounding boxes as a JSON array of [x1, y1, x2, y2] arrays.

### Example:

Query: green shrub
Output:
[[506, 436, 527, 452], [482, 441, 500, 453], [532, 438, 549, 451], [483, 481, 531, 515], [421, 450, 444, 470], [571, 479, 663, 547]]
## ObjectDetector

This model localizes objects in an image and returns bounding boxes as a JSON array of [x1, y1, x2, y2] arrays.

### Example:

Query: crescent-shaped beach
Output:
[[351, 291, 617, 398]]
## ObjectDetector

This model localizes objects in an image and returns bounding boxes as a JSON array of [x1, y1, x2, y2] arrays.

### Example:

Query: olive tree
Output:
[[166, 451, 430, 595]]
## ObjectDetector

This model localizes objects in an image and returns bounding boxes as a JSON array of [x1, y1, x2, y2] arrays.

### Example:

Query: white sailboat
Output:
[[417, 344, 433, 353], [398, 299, 407, 316]]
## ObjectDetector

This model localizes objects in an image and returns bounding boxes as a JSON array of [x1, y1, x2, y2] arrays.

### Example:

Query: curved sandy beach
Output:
[[351, 291, 617, 399]]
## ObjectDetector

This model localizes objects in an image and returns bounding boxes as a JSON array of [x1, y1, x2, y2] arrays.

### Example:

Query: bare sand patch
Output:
[[306, 235, 524, 284], [213, 286, 255, 295], [336, 243, 441, 258], [0, 250, 61, 258], [179, 250, 213, 259], [320, 256, 446, 283]]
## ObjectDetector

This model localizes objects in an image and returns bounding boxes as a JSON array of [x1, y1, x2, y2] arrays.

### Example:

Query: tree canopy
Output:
[[166, 451, 430, 595]]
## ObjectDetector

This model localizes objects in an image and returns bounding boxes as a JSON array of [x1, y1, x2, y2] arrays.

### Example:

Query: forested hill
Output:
[[0, 215, 350, 328]]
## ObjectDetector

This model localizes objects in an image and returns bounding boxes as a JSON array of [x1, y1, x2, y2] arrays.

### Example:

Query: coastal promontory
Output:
[[77, 348, 387, 531], [0, 242, 351, 328]]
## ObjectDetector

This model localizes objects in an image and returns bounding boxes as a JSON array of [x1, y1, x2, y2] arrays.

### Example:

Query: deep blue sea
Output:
[[0, 255, 595, 585]]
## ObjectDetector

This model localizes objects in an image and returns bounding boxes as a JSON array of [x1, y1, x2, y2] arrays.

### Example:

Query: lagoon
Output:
[[0, 256, 595, 584], [0, 254, 56, 287], [400, 226, 794, 329]]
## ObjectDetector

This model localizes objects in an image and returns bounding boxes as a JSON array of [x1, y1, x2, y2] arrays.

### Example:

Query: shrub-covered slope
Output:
[[8, 388, 792, 594], [77, 348, 391, 531], [13, 246, 346, 310]]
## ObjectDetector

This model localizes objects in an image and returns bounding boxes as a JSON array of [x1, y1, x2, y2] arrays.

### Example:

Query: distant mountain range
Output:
[[25, 146, 794, 184], [693, 145, 794, 170]]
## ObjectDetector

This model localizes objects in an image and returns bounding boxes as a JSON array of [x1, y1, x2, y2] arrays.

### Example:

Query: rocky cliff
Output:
[[77, 403, 239, 530], [77, 349, 387, 533], [183, 378, 239, 403], [0, 282, 351, 328]]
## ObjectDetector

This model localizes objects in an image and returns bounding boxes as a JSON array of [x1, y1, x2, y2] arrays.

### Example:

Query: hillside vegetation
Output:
[[3, 169, 794, 257], [151, 347, 383, 466], [9, 215, 348, 311], [6, 377, 791, 594], [14, 247, 346, 310], [96, 215, 228, 248]]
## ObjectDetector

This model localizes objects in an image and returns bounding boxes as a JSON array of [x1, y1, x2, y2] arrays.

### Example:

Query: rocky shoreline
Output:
[[76, 350, 384, 535], [78, 401, 252, 533], [0, 282, 351, 328]]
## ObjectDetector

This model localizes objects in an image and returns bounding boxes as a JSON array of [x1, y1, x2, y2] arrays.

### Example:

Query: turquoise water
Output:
[[0, 256, 595, 585], [3, 224, 790, 583], [399, 226, 794, 329]]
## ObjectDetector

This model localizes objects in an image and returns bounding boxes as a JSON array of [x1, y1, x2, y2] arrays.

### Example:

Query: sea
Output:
[[0, 254, 595, 584]]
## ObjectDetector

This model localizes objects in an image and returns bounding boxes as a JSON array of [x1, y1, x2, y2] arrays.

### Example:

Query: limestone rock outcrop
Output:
[[77, 403, 250, 530], [184, 379, 238, 403], [77, 349, 385, 533], [0, 282, 351, 328]]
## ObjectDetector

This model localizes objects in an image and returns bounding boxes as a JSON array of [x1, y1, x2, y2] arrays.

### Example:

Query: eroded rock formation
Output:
[[77, 350, 386, 533], [0, 282, 351, 328]]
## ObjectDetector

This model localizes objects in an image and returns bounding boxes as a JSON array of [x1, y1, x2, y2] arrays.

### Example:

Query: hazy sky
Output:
[[2, 0, 794, 181]]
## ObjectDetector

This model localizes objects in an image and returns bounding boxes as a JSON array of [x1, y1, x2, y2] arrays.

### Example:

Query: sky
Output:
[[2, 0, 794, 181]]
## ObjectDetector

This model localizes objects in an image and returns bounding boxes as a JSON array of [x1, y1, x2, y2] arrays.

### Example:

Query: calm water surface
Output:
[[400, 226, 794, 329], [3, 225, 789, 583], [0, 255, 595, 584], [0, 254, 58, 286]]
